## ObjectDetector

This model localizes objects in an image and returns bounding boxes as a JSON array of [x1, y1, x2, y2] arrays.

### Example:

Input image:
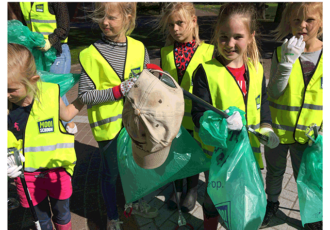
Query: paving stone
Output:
[[154, 203, 176, 227], [280, 189, 298, 202], [278, 197, 294, 217], [139, 221, 158, 230], [71, 212, 87, 230], [159, 220, 178, 230], [134, 215, 153, 228], [285, 182, 298, 194]]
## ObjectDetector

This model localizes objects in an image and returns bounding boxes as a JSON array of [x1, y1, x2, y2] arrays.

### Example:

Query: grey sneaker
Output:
[[107, 219, 123, 230], [125, 200, 158, 219]]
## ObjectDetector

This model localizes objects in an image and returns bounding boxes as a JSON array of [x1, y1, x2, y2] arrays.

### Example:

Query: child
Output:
[[190, 3, 278, 229], [262, 3, 323, 229], [157, 2, 215, 213], [19, 2, 78, 134], [7, 43, 84, 230], [78, 3, 158, 229]]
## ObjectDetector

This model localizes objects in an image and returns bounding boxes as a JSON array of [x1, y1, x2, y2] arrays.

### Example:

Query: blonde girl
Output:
[[157, 2, 215, 213], [78, 2, 157, 229], [262, 3, 323, 229], [190, 3, 278, 229], [7, 43, 84, 230]]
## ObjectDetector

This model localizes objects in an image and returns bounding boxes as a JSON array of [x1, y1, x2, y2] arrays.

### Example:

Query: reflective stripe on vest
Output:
[[23, 82, 76, 176], [20, 2, 68, 43], [268, 47, 323, 144], [79, 36, 145, 141], [161, 43, 214, 131], [193, 59, 264, 168]]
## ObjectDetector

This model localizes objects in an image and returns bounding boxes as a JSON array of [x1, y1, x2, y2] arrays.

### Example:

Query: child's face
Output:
[[99, 6, 126, 41], [290, 8, 321, 43], [168, 12, 196, 43], [217, 15, 253, 66], [8, 79, 28, 105]]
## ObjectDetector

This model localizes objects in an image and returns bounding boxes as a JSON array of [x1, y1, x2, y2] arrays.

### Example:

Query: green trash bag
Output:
[[38, 71, 80, 97], [297, 135, 323, 226], [200, 107, 266, 230], [117, 126, 211, 204], [8, 20, 57, 71]]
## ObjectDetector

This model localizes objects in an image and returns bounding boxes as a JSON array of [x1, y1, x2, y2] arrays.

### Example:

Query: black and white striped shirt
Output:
[[78, 35, 150, 105]]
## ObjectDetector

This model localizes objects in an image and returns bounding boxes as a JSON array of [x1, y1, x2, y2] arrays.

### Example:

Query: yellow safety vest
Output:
[[16, 82, 76, 175], [20, 2, 68, 43], [8, 130, 22, 152], [268, 47, 323, 144], [193, 58, 264, 168], [161, 43, 214, 131], [79, 36, 145, 141]]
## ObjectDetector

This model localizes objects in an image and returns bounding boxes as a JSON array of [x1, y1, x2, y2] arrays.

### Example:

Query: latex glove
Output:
[[225, 110, 243, 131], [280, 35, 305, 65], [7, 153, 25, 178], [120, 77, 138, 96], [259, 127, 280, 149], [38, 39, 52, 52]]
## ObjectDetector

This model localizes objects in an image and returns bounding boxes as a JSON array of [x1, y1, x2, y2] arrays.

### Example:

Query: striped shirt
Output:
[[78, 35, 150, 105]]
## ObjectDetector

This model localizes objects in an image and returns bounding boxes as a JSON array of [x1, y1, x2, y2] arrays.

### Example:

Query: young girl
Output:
[[79, 3, 158, 229], [191, 3, 278, 229], [157, 2, 215, 213], [7, 43, 84, 230], [262, 3, 323, 229]]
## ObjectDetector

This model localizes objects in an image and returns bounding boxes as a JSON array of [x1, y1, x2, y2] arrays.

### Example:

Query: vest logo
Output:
[[321, 77, 323, 89], [129, 67, 141, 78], [36, 4, 44, 12], [38, 118, 54, 133], [256, 95, 261, 110], [215, 201, 231, 229]]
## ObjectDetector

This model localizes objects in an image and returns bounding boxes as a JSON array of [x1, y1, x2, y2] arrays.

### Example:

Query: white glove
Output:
[[37, 39, 52, 52], [280, 35, 305, 65], [259, 127, 280, 149], [225, 110, 243, 131], [7, 153, 25, 179], [120, 77, 138, 96]]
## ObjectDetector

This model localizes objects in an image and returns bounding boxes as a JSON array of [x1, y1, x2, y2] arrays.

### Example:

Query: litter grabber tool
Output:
[[146, 67, 269, 143], [172, 181, 194, 230], [7, 147, 42, 230]]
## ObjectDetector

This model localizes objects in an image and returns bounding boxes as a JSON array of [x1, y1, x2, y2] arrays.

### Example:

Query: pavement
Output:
[[8, 10, 306, 230]]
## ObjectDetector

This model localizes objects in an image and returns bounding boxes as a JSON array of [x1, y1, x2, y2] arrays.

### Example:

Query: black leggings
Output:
[[34, 196, 71, 230]]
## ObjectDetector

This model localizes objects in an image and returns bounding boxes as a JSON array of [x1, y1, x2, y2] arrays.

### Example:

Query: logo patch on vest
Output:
[[321, 77, 323, 89], [36, 4, 44, 12], [215, 201, 231, 229], [129, 67, 141, 78], [38, 118, 54, 133], [256, 95, 261, 110]]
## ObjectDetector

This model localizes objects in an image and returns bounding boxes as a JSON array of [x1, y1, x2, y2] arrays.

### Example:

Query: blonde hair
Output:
[[8, 43, 40, 113], [273, 2, 323, 41], [211, 3, 261, 72], [89, 2, 137, 38], [157, 3, 202, 47]]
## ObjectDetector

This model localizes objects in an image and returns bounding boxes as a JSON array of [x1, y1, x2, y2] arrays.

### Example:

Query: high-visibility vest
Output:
[[79, 36, 145, 141], [193, 59, 264, 168], [8, 130, 22, 152], [20, 2, 68, 43], [268, 47, 323, 144], [18, 82, 76, 175], [161, 42, 214, 131]]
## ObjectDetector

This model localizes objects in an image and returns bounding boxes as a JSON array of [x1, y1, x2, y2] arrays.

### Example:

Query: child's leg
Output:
[[264, 144, 290, 202], [289, 142, 308, 180], [49, 197, 71, 229], [98, 137, 120, 221], [33, 197, 54, 230]]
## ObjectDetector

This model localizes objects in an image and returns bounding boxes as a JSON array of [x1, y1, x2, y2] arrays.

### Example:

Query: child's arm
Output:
[[59, 97, 84, 122]]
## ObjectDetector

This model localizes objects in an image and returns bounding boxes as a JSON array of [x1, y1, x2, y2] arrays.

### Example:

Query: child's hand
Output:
[[280, 35, 305, 65], [259, 127, 280, 149], [7, 153, 25, 178], [225, 110, 243, 131], [37, 39, 52, 52], [120, 77, 138, 96]]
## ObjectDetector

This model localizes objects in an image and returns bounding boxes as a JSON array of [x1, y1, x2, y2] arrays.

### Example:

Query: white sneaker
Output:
[[107, 218, 123, 230], [125, 199, 158, 219], [66, 123, 78, 134]]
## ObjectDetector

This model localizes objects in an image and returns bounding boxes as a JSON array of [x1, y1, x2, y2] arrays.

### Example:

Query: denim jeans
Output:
[[34, 196, 71, 230], [49, 43, 72, 128], [98, 136, 120, 220]]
